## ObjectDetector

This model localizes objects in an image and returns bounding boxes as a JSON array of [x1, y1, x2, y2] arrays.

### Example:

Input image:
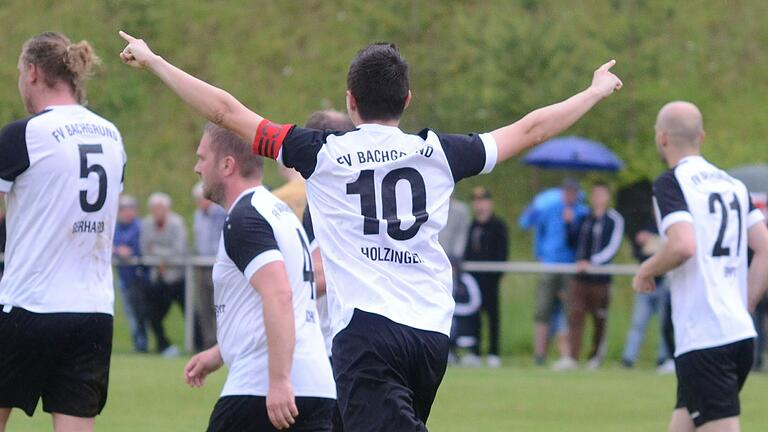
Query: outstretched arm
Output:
[[491, 60, 623, 162], [119, 31, 262, 144], [747, 223, 768, 311]]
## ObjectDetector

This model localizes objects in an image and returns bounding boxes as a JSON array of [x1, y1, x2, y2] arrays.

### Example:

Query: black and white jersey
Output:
[[253, 121, 498, 337], [0, 105, 125, 314], [301, 207, 332, 356], [212, 186, 335, 398], [653, 156, 763, 356]]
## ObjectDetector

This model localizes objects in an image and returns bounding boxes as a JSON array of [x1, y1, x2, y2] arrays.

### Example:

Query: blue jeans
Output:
[[118, 277, 148, 352], [622, 278, 671, 364]]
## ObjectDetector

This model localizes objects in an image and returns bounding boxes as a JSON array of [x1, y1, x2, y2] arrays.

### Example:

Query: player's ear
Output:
[[346, 90, 356, 114], [403, 90, 412, 110]]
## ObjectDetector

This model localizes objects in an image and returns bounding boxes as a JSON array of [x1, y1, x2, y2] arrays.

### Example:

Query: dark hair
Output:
[[21, 32, 100, 104], [346, 43, 409, 121], [203, 123, 264, 178], [592, 180, 611, 191], [305, 110, 355, 131]]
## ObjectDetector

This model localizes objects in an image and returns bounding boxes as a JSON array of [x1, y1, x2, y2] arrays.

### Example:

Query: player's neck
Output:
[[356, 119, 401, 128], [223, 178, 262, 210], [30, 90, 79, 113], [667, 150, 700, 168]]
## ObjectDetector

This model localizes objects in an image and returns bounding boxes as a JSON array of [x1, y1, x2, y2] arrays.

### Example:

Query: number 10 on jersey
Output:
[[346, 168, 429, 241]]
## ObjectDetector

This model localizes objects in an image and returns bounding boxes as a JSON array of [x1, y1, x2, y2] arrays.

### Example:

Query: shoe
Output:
[[620, 358, 634, 369], [534, 355, 546, 366], [460, 353, 483, 367], [161, 345, 181, 358], [552, 356, 578, 371], [656, 359, 675, 375], [486, 355, 502, 368], [586, 357, 601, 371]]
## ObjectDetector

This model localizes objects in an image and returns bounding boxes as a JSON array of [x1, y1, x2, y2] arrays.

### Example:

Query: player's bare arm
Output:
[[747, 222, 768, 311], [118, 31, 262, 144], [632, 222, 696, 293], [184, 345, 224, 388], [491, 60, 623, 162], [251, 261, 299, 430]]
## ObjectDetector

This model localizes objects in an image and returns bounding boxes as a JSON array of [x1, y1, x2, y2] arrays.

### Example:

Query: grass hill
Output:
[[1, 0, 767, 258]]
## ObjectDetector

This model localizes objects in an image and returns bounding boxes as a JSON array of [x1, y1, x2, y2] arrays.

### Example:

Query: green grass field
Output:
[[5, 274, 768, 431], [6, 355, 768, 431]]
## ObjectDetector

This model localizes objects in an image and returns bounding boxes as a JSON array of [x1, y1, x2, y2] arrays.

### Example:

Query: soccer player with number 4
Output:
[[119, 30, 622, 431], [633, 102, 768, 432]]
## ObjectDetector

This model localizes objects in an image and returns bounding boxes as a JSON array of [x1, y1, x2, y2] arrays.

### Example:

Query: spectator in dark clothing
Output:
[[464, 186, 508, 368], [448, 258, 483, 366], [113, 195, 149, 353], [564, 182, 624, 369]]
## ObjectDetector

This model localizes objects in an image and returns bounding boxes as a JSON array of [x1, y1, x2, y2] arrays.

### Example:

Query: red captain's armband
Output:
[[252, 119, 293, 159]]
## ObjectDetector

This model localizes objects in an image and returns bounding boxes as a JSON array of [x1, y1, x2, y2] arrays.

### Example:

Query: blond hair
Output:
[[21, 32, 100, 104]]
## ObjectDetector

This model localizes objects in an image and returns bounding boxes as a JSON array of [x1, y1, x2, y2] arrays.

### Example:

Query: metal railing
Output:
[[0, 254, 640, 352]]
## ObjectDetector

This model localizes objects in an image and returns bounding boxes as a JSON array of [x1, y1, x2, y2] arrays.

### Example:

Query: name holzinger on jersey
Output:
[[361, 246, 423, 264], [71, 220, 106, 234], [335, 146, 435, 167]]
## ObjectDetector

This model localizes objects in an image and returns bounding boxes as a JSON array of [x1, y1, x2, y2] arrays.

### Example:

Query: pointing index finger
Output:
[[600, 59, 617, 71], [119, 30, 136, 43]]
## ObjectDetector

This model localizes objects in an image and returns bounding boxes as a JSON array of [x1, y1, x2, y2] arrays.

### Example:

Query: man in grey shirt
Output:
[[438, 196, 472, 260], [192, 182, 227, 350], [141, 192, 189, 356]]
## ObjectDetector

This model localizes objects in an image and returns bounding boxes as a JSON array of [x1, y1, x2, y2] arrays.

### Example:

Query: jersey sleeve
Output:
[[0, 119, 31, 192], [653, 170, 692, 233], [224, 203, 284, 280], [430, 131, 498, 182], [252, 119, 328, 179], [747, 193, 766, 229]]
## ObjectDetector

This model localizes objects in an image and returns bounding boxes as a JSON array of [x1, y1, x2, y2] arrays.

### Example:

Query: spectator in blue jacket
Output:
[[113, 195, 149, 353], [519, 179, 589, 365]]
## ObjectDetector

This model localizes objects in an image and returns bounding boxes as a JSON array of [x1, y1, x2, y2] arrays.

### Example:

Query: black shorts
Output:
[[0, 305, 113, 418], [207, 395, 335, 432], [331, 309, 449, 432], [675, 338, 754, 427]]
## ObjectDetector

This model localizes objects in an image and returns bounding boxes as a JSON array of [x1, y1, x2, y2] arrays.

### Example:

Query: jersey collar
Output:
[[229, 186, 262, 214], [357, 123, 405, 134], [677, 155, 703, 166]]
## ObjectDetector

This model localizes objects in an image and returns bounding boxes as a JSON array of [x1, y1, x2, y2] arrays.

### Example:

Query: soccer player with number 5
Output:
[[0, 33, 126, 432], [119, 30, 622, 431]]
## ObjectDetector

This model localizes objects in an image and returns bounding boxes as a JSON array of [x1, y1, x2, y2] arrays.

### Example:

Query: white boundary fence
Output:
[[0, 254, 640, 352]]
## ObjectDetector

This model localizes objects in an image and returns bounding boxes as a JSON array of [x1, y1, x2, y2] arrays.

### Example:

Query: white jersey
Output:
[[0, 105, 125, 314], [213, 186, 335, 399], [301, 207, 332, 356], [253, 121, 497, 337], [653, 156, 763, 356]]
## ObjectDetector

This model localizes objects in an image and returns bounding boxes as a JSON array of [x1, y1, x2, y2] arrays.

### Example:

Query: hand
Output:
[[635, 230, 652, 246], [116, 245, 133, 258], [119, 31, 159, 69], [184, 347, 224, 388], [562, 207, 575, 224], [632, 271, 656, 294], [576, 260, 590, 273], [266, 379, 298, 430], [589, 60, 623, 99]]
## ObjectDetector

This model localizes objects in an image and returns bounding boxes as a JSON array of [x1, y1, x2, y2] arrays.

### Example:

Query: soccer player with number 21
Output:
[[119, 30, 622, 431]]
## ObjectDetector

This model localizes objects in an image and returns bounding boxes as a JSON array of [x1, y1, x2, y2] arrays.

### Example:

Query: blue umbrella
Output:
[[523, 136, 624, 172]]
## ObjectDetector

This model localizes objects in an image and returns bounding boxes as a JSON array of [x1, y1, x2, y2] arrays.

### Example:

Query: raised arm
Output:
[[747, 222, 768, 311], [491, 60, 623, 162], [119, 31, 262, 144]]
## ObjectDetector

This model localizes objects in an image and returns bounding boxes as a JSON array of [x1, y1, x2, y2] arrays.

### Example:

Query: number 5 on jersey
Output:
[[78, 144, 108, 212]]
